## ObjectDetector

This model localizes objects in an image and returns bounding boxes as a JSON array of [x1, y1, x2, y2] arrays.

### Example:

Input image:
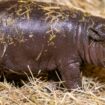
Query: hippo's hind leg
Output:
[[58, 59, 82, 90]]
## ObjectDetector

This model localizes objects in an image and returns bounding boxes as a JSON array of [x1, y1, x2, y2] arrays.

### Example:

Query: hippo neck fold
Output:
[[76, 19, 105, 67]]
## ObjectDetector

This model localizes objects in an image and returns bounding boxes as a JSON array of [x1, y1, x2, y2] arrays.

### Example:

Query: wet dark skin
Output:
[[0, 1, 105, 90]]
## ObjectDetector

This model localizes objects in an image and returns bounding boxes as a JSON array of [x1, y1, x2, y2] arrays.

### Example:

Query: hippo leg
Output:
[[59, 60, 82, 90]]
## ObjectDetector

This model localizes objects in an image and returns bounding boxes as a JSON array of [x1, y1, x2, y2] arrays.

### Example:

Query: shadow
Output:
[[0, 69, 61, 87]]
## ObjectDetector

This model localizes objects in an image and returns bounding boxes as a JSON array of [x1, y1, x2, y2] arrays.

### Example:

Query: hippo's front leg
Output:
[[58, 59, 82, 90]]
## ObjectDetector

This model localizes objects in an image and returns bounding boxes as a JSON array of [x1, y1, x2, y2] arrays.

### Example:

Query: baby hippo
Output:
[[0, 0, 105, 90]]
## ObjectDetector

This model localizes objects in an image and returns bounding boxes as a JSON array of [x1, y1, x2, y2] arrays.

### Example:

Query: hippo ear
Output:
[[88, 25, 105, 41]]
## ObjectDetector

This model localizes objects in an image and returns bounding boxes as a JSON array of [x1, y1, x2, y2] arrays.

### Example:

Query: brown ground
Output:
[[1, 0, 105, 105]]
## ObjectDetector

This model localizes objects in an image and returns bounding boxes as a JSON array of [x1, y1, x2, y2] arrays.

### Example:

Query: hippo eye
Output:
[[88, 27, 103, 42], [88, 25, 105, 42], [96, 24, 105, 37]]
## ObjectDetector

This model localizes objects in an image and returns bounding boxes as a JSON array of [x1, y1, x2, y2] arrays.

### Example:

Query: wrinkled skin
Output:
[[0, 1, 105, 90]]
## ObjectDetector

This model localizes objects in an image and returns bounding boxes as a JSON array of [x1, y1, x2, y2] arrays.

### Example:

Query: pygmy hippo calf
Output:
[[0, 0, 105, 90]]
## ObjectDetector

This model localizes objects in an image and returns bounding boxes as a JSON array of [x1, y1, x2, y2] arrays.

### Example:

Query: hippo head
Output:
[[88, 16, 105, 42]]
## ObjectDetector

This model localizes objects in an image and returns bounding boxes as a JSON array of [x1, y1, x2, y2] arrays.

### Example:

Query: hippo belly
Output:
[[1, 34, 56, 74]]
